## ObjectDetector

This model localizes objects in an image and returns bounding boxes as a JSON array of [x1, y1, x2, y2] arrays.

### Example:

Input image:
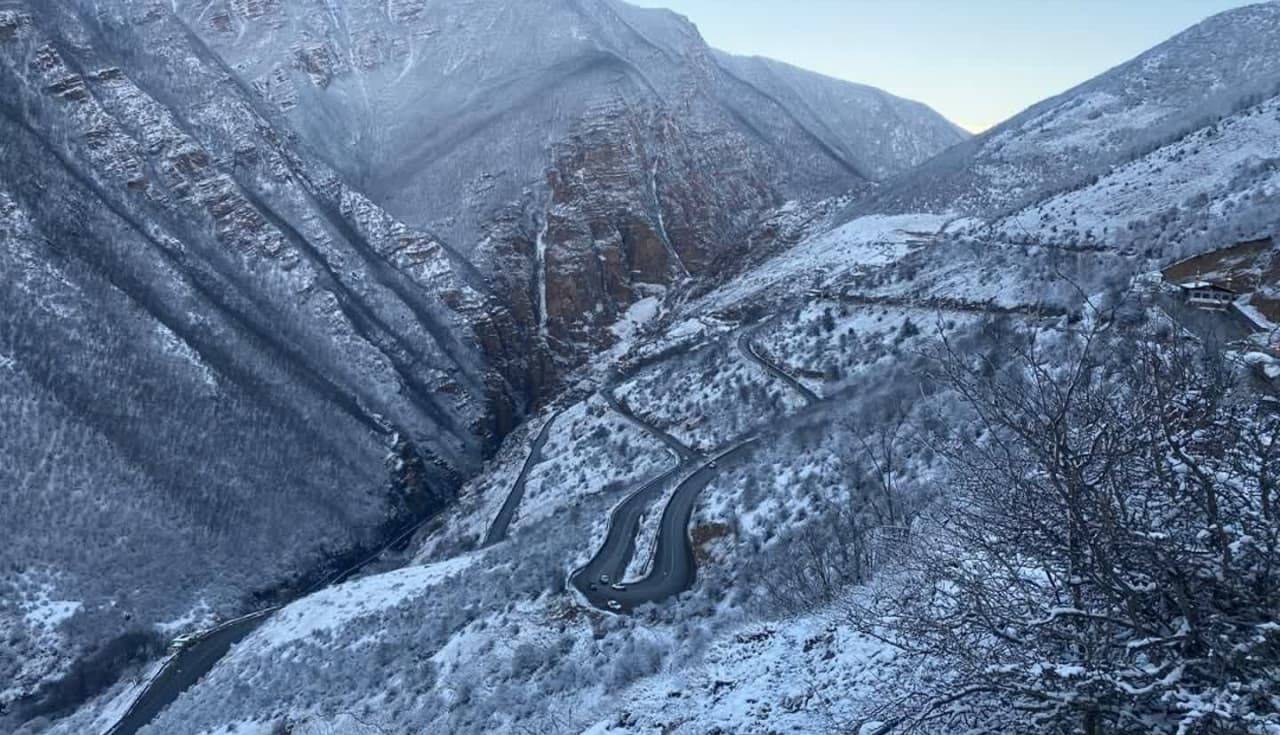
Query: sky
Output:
[[626, 0, 1260, 132]]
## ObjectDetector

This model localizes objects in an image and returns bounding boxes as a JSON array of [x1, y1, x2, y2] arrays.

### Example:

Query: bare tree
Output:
[[847, 312, 1280, 734]]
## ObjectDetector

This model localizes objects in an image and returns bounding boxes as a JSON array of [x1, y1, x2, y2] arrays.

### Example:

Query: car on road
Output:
[[610, 583, 626, 591], [600, 574, 610, 584], [169, 633, 200, 652], [708, 460, 718, 470], [607, 600, 622, 611]]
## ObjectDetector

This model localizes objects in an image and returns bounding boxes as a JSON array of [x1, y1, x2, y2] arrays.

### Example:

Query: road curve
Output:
[[482, 413, 559, 547], [105, 609, 275, 735], [103, 506, 444, 734], [569, 460, 683, 599], [738, 327, 820, 405], [571, 440, 757, 612], [601, 384, 700, 462]]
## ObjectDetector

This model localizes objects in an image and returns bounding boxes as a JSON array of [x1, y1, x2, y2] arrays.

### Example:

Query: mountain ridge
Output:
[[853, 0, 1280, 219], [0, 0, 966, 725]]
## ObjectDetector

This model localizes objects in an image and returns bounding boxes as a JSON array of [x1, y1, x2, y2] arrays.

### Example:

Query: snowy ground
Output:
[[614, 335, 808, 452], [752, 303, 970, 397], [691, 214, 950, 315], [1, 572, 81, 708], [990, 96, 1280, 251], [581, 603, 905, 735], [252, 554, 479, 653], [516, 394, 667, 535]]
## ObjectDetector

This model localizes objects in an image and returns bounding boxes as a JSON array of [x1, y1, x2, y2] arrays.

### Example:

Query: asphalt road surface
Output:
[[569, 327, 811, 612], [482, 413, 559, 547], [104, 497, 446, 734], [738, 327, 820, 405], [571, 441, 756, 612], [569, 462, 683, 604], [601, 385, 700, 462], [105, 611, 273, 735]]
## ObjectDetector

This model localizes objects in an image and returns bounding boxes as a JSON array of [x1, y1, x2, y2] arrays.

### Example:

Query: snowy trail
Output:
[[737, 325, 820, 405], [482, 413, 560, 547]]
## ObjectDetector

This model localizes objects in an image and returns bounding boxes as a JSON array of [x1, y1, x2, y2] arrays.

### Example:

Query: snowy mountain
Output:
[[8, 2, 1280, 735], [989, 93, 1280, 256], [0, 0, 965, 726], [0, 0, 510, 720], [178, 0, 964, 248], [711, 51, 969, 181], [175, 0, 966, 358], [862, 0, 1280, 218]]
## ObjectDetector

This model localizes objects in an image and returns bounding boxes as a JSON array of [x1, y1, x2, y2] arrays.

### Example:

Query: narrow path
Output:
[[105, 610, 275, 735], [482, 413, 559, 547], [737, 326, 820, 405], [601, 384, 700, 462], [102, 506, 444, 735]]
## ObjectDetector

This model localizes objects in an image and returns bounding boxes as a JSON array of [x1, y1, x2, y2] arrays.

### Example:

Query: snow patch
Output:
[[21, 589, 81, 631], [251, 554, 478, 652]]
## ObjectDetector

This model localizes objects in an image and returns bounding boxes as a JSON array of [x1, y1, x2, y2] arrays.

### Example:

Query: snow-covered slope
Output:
[[0, 0, 963, 724], [177, 0, 966, 250], [988, 93, 1280, 258], [712, 51, 970, 181], [174, 0, 967, 360], [863, 0, 1280, 218], [0, 0, 502, 717], [14, 3, 1280, 735]]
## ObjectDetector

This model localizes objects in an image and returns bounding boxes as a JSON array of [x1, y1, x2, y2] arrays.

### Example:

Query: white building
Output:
[[1178, 281, 1238, 309]]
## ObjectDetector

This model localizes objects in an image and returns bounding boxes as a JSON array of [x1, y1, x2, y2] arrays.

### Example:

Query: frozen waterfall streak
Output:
[[535, 213, 550, 340], [650, 157, 689, 280]]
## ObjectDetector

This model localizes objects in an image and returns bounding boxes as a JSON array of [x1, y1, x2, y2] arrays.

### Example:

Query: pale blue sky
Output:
[[628, 0, 1260, 132]]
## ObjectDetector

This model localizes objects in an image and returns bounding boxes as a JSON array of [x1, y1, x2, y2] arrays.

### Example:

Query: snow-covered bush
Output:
[[849, 312, 1280, 734]]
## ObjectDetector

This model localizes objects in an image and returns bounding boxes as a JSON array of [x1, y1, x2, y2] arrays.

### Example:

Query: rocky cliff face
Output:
[[171, 0, 967, 370], [0, 0, 503, 711], [0, 0, 964, 714]]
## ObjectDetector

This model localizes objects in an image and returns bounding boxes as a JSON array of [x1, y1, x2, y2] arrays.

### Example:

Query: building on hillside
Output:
[[1177, 281, 1239, 309]]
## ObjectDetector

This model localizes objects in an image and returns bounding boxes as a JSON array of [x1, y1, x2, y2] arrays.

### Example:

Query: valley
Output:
[[2, 1, 1279, 734]]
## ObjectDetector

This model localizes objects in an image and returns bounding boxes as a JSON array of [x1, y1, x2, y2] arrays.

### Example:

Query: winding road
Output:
[[567, 325, 808, 612], [102, 505, 445, 734], [482, 413, 559, 547], [601, 384, 701, 462], [106, 321, 819, 735], [105, 610, 276, 735], [570, 441, 757, 611], [738, 325, 820, 405]]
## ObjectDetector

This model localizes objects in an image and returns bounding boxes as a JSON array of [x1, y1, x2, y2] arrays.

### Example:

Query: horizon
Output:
[[627, 0, 1262, 132]]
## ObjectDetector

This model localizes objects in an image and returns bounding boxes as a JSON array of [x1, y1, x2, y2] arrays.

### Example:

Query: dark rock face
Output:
[[530, 102, 780, 356], [171, 0, 966, 370], [0, 0, 498, 710]]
